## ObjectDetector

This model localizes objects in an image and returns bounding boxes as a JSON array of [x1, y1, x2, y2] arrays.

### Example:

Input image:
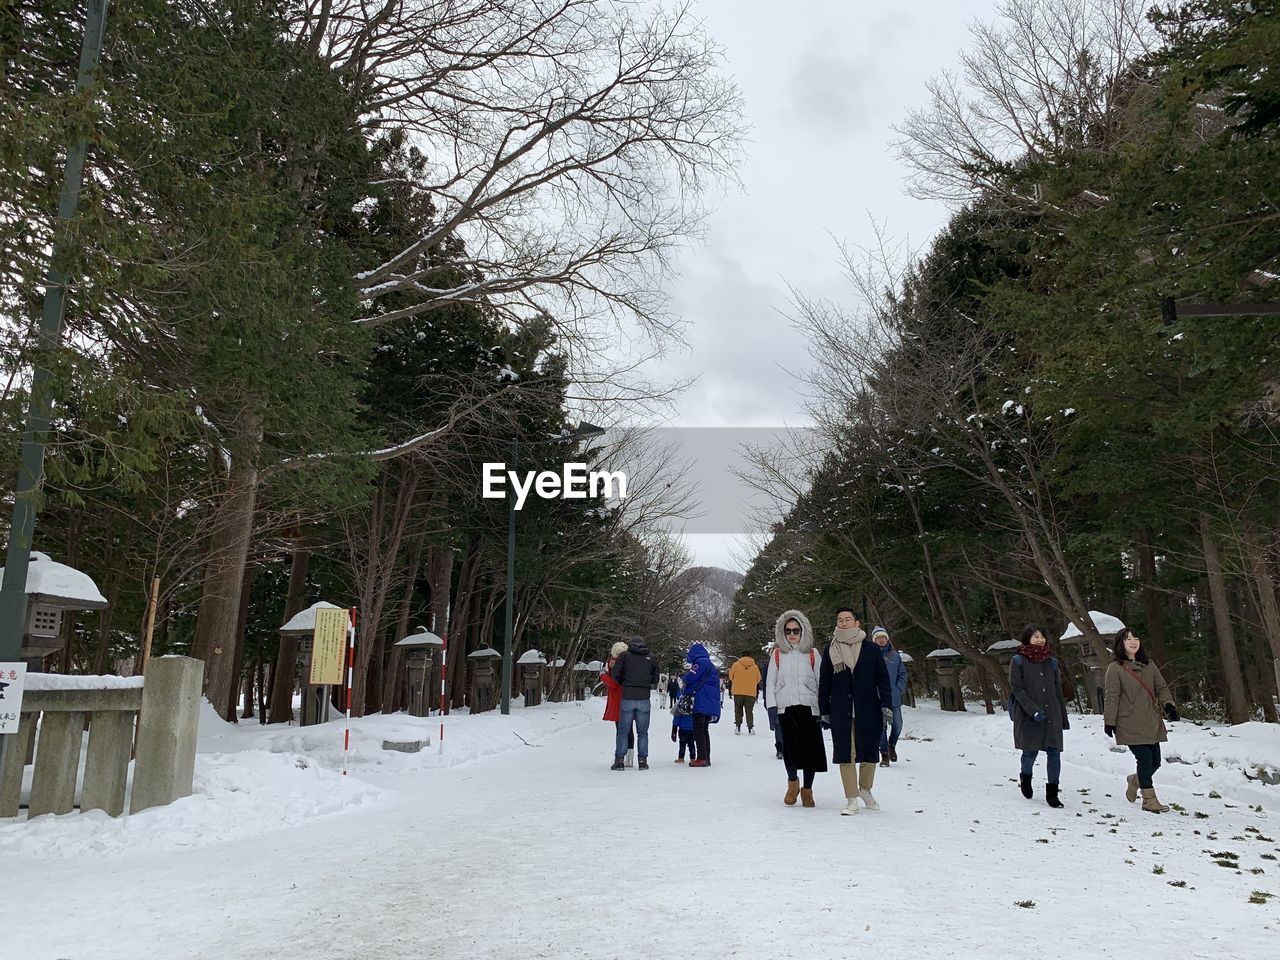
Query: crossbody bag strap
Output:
[[1120, 664, 1160, 707]]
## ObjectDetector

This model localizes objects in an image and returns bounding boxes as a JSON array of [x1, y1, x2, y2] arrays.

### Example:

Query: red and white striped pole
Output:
[[438, 632, 447, 753], [343, 608, 356, 776]]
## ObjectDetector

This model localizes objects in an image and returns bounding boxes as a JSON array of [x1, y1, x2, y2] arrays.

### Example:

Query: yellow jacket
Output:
[[728, 656, 762, 697]]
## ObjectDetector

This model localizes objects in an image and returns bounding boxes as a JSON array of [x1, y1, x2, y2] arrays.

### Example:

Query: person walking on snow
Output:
[[671, 701, 696, 763], [873, 627, 908, 766], [819, 607, 891, 816], [601, 642, 634, 769], [1104, 628, 1179, 814], [1008, 624, 1069, 808], [765, 610, 827, 807], [728, 654, 762, 735], [761, 643, 785, 759], [609, 636, 659, 771], [680, 643, 721, 767]]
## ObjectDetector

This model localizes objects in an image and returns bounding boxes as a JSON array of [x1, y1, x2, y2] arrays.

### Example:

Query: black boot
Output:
[[611, 758, 625, 771], [1046, 783, 1063, 808], [1019, 773, 1033, 799], [889, 743, 898, 762]]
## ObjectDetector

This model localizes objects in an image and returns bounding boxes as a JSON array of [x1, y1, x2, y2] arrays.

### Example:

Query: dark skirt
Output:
[[779, 705, 828, 773]]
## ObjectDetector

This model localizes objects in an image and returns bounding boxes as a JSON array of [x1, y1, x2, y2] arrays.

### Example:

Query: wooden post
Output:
[[138, 575, 160, 675]]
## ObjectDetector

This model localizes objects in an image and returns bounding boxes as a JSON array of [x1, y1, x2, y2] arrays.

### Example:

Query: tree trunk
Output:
[[241, 661, 256, 719], [269, 544, 311, 723], [224, 560, 258, 723], [194, 432, 262, 721], [256, 656, 268, 723], [1200, 514, 1251, 724], [1242, 523, 1280, 712], [1135, 529, 1170, 667], [91, 568, 123, 674], [383, 534, 428, 713]]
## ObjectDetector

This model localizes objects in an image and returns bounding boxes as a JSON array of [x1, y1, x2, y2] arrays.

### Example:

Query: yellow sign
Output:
[[310, 608, 348, 686]]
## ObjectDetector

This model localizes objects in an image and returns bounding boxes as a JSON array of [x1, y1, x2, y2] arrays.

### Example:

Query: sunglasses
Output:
[[784, 627, 802, 636]]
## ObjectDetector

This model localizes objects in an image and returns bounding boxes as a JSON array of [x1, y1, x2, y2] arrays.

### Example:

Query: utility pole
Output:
[[0, 0, 109, 790], [0, 0, 110, 663]]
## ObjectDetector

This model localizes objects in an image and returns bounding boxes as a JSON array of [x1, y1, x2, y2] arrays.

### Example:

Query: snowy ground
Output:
[[3, 698, 1278, 959]]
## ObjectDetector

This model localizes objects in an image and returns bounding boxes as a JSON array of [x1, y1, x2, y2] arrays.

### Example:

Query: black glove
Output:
[[1104, 724, 1115, 738], [820, 714, 831, 730], [671, 731, 677, 743], [1164, 703, 1179, 722]]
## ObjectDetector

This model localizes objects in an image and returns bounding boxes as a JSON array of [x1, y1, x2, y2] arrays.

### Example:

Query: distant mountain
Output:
[[679, 566, 744, 627]]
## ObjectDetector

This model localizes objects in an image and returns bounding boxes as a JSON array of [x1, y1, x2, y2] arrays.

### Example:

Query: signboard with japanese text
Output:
[[0, 662, 27, 734], [310, 608, 348, 686]]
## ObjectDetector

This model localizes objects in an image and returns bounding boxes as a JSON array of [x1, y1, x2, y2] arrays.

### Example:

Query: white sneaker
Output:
[[840, 797, 859, 815], [859, 788, 879, 810], [625, 749, 635, 768]]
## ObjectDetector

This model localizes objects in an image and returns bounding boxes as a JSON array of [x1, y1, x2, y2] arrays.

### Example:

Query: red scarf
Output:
[[1017, 643, 1053, 663]]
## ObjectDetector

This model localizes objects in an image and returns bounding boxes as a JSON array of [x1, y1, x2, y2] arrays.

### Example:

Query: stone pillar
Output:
[[28, 710, 87, 817], [131, 656, 204, 814], [521, 664, 543, 707], [0, 713, 36, 817], [471, 660, 495, 714], [81, 710, 135, 817]]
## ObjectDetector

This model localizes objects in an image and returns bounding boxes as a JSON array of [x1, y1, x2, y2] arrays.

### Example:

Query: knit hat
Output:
[[871, 627, 890, 644], [610, 641, 628, 658]]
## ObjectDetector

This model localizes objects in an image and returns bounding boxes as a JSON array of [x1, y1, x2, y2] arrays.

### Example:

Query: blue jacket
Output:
[[671, 711, 693, 732], [880, 640, 908, 708], [681, 643, 722, 719]]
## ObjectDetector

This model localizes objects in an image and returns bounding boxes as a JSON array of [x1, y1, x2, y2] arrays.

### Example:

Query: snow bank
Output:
[[0, 696, 596, 858]]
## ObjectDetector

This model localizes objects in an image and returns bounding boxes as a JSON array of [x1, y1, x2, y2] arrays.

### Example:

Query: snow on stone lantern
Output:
[[468, 647, 502, 713], [926, 648, 967, 712], [517, 648, 547, 707], [1060, 611, 1124, 714], [395, 627, 444, 717], [279, 601, 344, 726], [0, 551, 108, 666]]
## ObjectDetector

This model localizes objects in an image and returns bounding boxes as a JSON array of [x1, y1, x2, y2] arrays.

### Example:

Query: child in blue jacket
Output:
[[671, 708, 697, 763]]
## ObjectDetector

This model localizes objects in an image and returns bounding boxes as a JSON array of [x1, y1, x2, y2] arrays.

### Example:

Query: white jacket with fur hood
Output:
[[765, 609, 822, 715]]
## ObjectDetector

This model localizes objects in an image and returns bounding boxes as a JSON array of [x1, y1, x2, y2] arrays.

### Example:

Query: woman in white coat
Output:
[[764, 609, 828, 807]]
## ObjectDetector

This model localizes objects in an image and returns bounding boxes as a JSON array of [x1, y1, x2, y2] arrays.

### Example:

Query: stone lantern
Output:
[[898, 652, 916, 707], [1060, 611, 1123, 714], [517, 649, 547, 707], [468, 647, 502, 714], [571, 662, 593, 701], [395, 627, 444, 717], [0, 551, 109, 667], [926, 648, 967, 712], [279, 600, 344, 726], [584, 660, 605, 696]]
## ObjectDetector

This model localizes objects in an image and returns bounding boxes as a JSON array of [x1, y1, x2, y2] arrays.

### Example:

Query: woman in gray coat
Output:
[[1009, 624, 1069, 808]]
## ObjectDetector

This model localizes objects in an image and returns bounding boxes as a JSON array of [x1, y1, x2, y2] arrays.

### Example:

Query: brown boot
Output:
[[800, 787, 815, 808], [1125, 774, 1139, 803], [1141, 787, 1170, 813], [879, 751, 890, 767], [784, 779, 800, 806]]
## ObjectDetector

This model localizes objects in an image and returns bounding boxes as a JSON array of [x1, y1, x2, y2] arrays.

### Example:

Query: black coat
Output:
[[610, 638, 659, 701], [819, 640, 891, 764], [1010, 653, 1069, 751]]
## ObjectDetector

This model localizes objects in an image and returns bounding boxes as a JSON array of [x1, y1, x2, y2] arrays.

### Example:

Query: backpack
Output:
[[1007, 653, 1058, 719]]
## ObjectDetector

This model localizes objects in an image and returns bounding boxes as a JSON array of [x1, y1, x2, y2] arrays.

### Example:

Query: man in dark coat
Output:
[[609, 636, 659, 770], [819, 608, 892, 814]]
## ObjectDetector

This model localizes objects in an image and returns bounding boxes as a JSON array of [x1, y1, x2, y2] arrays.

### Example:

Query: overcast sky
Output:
[[653, 0, 1000, 571]]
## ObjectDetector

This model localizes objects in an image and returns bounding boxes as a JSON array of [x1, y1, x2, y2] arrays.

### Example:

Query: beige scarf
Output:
[[829, 626, 865, 673]]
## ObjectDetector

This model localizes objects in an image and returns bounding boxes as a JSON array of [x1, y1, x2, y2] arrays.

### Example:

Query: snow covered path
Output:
[[4, 701, 1278, 959]]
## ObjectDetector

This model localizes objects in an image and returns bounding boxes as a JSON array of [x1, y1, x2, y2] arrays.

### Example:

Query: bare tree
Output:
[[894, 0, 1153, 205]]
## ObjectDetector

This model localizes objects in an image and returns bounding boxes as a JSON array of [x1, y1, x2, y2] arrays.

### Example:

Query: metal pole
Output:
[[500, 439, 519, 715], [0, 0, 111, 662]]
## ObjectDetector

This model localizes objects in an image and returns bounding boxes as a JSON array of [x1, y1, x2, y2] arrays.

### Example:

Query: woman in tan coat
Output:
[[1103, 628, 1179, 813]]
